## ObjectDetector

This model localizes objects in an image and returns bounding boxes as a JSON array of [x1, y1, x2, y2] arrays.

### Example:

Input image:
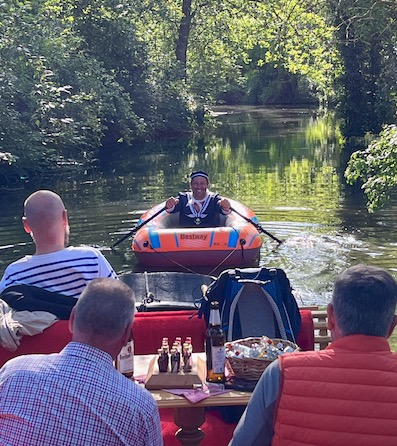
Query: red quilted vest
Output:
[[272, 335, 397, 446]]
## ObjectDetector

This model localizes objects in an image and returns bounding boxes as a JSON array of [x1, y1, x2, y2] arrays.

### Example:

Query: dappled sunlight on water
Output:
[[259, 229, 364, 306], [1, 107, 397, 307]]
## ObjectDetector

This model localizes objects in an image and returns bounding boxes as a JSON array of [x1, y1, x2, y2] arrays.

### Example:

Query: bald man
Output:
[[0, 190, 117, 297], [22, 188, 71, 254]]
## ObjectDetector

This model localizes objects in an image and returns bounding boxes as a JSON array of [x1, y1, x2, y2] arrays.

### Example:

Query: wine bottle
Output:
[[205, 301, 225, 383]]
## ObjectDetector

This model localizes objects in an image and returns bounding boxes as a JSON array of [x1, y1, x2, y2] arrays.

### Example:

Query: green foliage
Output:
[[185, 0, 340, 104], [255, 0, 341, 103], [331, 0, 397, 137], [245, 63, 317, 105], [0, 0, 195, 172], [345, 125, 397, 212], [336, 1, 397, 212], [1, 0, 396, 177]]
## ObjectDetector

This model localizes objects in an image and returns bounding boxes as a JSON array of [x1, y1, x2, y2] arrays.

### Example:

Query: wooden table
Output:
[[135, 354, 251, 446]]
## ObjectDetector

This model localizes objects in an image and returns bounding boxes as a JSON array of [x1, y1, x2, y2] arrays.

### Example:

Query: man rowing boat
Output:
[[165, 170, 231, 228]]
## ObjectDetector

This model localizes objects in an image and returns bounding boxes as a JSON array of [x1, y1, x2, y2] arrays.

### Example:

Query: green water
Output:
[[1, 106, 397, 306]]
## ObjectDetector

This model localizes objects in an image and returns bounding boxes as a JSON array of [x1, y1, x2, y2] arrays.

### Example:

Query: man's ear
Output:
[[327, 303, 335, 330], [22, 216, 31, 234], [121, 322, 133, 346], [63, 209, 68, 224], [69, 308, 75, 334], [386, 314, 397, 339]]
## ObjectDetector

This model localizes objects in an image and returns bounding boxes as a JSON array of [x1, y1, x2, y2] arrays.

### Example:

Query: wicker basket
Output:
[[225, 337, 299, 381]]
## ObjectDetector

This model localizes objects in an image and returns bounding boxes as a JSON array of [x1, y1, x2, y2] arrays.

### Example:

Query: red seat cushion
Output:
[[0, 309, 313, 367], [134, 310, 206, 355], [296, 310, 314, 351], [0, 320, 71, 367]]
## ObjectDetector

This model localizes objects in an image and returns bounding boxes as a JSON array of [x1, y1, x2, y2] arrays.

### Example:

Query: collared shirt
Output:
[[229, 359, 280, 446], [0, 246, 118, 297], [167, 191, 226, 228], [0, 342, 163, 446]]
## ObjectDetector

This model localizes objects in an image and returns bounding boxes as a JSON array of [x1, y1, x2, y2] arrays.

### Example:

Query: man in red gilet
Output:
[[230, 264, 397, 446]]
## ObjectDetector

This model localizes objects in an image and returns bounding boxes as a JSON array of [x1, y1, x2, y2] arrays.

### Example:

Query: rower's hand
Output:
[[166, 197, 179, 209], [219, 198, 231, 213]]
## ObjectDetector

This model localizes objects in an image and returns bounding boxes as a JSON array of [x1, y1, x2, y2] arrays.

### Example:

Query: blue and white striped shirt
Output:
[[0, 246, 118, 297]]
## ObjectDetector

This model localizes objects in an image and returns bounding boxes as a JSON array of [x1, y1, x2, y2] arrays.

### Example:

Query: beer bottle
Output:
[[182, 342, 193, 372], [116, 334, 134, 378], [205, 301, 225, 383]]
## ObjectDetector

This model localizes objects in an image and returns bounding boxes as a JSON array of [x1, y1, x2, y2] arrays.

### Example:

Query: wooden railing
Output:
[[300, 306, 331, 350], [311, 308, 331, 350]]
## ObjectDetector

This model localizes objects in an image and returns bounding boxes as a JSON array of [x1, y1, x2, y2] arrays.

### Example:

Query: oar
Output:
[[111, 206, 166, 249], [230, 207, 284, 244]]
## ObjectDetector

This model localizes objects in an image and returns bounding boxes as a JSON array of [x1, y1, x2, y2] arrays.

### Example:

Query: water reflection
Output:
[[1, 106, 396, 306]]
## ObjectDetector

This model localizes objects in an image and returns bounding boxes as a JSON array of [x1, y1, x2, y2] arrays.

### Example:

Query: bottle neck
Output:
[[209, 308, 221, 326]]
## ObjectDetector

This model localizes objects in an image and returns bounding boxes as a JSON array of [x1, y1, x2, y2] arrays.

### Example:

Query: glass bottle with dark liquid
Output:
[[205, 301, 225, 383]]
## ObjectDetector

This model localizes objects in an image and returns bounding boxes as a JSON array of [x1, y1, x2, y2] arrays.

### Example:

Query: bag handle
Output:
[[226, 282, 287, 342]]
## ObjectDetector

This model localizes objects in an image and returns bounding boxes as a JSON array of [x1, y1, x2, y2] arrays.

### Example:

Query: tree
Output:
[[175, 0, 192, 77], [176, 0, 340, 103], [0, 0, 196, 174], [330, 0, 397, 139], [335, 1, 397, 211]]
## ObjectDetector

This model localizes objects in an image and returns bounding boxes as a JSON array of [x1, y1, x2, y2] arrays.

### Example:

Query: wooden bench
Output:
[[309, 308, 331, 350]]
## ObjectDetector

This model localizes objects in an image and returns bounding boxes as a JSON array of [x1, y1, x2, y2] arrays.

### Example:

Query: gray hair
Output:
[[332, 264, 397, 337], [73, 278, 135, 340]]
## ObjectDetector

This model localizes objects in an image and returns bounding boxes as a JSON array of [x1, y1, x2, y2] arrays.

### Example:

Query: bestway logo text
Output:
[[180, 234, 208, 240]]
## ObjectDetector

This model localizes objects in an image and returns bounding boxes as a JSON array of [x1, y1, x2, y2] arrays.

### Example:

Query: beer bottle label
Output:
[[117, 341, 134, 375], [211, 345, 225, 374]]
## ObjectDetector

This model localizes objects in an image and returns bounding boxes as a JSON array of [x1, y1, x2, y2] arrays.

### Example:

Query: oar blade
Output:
[[111, 206, 166, 250]]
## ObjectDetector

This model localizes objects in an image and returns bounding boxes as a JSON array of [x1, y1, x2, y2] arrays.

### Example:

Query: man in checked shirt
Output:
[[0, 278, 163, 446]]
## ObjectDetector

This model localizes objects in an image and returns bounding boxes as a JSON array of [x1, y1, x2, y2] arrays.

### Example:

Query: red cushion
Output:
[[296, 310, 314, 351], [0, 309, 314, 367], [134, 311, 206, 355], [0, 320, 71, 367]]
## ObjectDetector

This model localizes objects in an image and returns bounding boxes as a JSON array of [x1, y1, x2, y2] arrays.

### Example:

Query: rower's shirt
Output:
[[0, 246, 118, 298], [169, 191, 224, 228]]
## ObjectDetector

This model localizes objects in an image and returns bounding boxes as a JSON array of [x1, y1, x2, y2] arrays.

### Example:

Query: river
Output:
[[1, 106, 397, 306]]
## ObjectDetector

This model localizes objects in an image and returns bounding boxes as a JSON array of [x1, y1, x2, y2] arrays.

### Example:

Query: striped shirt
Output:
[[0, 342, 163, 446], [0, 246, 118, 297]]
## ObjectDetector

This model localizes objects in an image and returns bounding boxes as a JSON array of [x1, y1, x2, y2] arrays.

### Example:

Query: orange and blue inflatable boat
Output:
[[132, 199, 262, 267]]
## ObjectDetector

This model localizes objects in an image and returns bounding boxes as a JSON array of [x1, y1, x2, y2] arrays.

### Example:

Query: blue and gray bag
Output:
[[198, 267, 301, 343]]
